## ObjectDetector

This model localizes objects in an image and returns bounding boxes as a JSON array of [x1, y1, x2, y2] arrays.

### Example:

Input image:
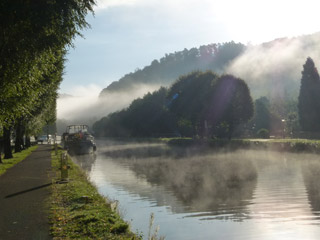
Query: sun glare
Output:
[[207, 0, 320, 43]]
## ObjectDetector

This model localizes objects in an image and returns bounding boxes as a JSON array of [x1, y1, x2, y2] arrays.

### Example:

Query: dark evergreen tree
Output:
[[298, 57, 320, 131], [253, 97, 271, 132]]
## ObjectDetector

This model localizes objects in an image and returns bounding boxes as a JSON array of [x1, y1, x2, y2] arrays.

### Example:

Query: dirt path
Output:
[[0, 145, 52, 240]]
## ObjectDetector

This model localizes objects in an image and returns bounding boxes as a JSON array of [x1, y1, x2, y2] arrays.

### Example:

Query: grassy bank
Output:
[[0, 145, 38, 176], [166, 138, 320, 153], [50, 149, 140, 239]]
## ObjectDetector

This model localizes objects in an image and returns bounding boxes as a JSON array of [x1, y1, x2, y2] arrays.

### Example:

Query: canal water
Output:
[[72, 140, 320, 240]]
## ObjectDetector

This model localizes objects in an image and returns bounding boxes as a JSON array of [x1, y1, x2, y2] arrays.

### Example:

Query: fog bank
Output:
[[227, 33, 320, 99], [57, 84, 160, 132]]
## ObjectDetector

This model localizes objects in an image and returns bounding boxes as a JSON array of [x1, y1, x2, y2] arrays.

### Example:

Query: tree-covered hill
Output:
[[99, 41, 246, 96], [99, 33, 320, 104], [93, 33, 320, 139]]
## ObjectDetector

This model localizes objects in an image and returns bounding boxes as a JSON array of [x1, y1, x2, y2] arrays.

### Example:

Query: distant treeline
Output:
[[94, 56, 320, 139], [94, 71, 253, 139], [100, 42, 245, 95], [98, 34, 320, 134]]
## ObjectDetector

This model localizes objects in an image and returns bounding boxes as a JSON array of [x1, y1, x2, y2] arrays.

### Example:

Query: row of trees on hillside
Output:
[[95, 57, 320, 140], [93, 71, 254, 139], [99, 42, 245, 96], [0, 0, 95, 161]]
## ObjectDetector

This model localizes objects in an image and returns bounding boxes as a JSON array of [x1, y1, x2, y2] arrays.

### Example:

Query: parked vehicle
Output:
[[62, 125, 96, 155], [37, 135, 52, 144]]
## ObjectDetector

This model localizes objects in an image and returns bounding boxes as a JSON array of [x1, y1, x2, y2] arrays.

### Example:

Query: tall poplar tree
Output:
[[0, 0, 95, 159], [298, 57, 320, 131]]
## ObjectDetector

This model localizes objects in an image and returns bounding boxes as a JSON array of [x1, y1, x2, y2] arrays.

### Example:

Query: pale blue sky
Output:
[[60, 0, 320, 94]]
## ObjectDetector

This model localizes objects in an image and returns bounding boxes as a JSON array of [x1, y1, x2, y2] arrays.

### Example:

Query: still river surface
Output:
[[72, 140, 320, 240]]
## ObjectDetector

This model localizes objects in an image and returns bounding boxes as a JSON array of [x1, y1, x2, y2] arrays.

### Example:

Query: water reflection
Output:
[[302, 155, 320, 215], [71, 141, 320, 240], [249, 154, 316, 224], [93, 143, 257, 221], [128, 156, 256, 219], [72, 153, 97, 172]]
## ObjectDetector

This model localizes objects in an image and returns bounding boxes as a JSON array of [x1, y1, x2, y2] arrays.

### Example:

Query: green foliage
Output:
[[0, 1, 95, 157], [168, 71, 218, 131], [212, 41, 246, 70], [252, 97, 271, 131], [298, 57, 320, 131], [210, 74, 254, 138], [286, 111, 299, 135], [214, 121, 231, 138], [177, 119, 193, 137], [93, 110, 130, 138], [93, 87, 177, 137], [168, 72, 253, 138], [257, 128, 270, 139], [249, 96, 294, 137], [94, 71, 253, 139]]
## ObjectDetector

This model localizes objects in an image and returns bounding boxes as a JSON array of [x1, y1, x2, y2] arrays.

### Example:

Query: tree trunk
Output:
[[47, 124, 49, 140], [14, 121, 23, 153], [21, 124, 26, 149], [0, 136, 3, 163], [25, 135, 31, 148], [4, 127, 13, 159], [228, 124, 234, 140]]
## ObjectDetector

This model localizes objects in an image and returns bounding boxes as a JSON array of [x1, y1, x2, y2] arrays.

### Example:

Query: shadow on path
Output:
[[5, 183, 52, 199], [0, 145, 52, 240]]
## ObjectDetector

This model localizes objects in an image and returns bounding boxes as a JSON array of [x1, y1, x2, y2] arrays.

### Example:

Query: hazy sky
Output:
[[60, 0, 320, 94]]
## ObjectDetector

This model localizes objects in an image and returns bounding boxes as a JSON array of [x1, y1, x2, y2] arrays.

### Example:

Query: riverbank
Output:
[[79, 139, 320, 239], [166, 138, 320, 153], [50, 148, 140, 239], [96, 137, 320, 153]]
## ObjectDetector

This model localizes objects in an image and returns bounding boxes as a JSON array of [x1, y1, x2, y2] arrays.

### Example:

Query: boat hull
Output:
[[66, 141, 96, 155]]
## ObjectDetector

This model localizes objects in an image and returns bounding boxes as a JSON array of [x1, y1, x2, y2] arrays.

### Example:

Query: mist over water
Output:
[[72, 140, 320, 240], [57, 84, 160, 132]]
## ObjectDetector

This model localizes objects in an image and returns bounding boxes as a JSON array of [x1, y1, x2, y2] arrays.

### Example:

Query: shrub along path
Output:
[[0, 145, 52, 240]]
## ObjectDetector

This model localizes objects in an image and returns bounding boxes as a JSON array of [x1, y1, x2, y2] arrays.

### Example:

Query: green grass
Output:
[[159, 137, 192, 142], [245, 138, 320, 143], [0, 145, 38, 176], [50, 149, 140, 239]]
